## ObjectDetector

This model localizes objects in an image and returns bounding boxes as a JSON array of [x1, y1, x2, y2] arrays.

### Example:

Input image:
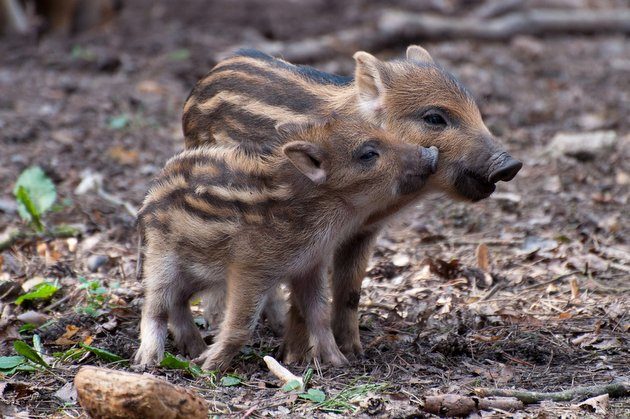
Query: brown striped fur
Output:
[[181, 45, 521, 359], [135, 117, 438, 370]]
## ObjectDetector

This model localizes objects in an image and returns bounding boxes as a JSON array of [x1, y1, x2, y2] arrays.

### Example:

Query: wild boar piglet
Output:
[[134, 117, 438, 370]]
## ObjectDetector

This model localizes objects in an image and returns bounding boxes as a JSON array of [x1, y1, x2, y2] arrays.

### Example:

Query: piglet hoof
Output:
[[179, 338, 208, 360], [316, 345, 349, 367], [281, 347, 307, 365], [193, 345, 234, 372], [133, 346, 163, 367], [338, 340, 364, 361]]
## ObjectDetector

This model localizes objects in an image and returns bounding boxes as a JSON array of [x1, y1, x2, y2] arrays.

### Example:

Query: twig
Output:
[[0, 0, 29, 33], [263, 355, 304, 391], [472, 0, 523, 19], [380, 9, 630, 41], [474, 381, 630, 404], [43, 289, 81, 313], [519, 271, 580, 292], [0, 225, 82, 251], [96, 188, 137, 218], [222, 9, 630, 64], [424, 394, 523, 416], [75, 170, 137, 218]]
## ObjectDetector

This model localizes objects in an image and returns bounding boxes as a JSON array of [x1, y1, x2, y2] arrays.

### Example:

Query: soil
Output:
[[0, 0, 628, 417]]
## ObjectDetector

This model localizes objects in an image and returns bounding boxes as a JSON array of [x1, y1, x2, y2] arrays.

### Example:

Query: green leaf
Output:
[[19, 323, 37, 333], [32, 334, 43, 354], [169, 49, 190, 61], [0, 355, 37, 375], [0, 355, 26, 370], [15, 282, 60, 305], [303, 368, 313, 388], [53, 347, 88, 362], [108, 114, 130, 130], [15, 186, 43, 230], [13, 166, 57, 228], [281, 379, 303, 392], [159, 352, 206, 378], [160, 352, 190, 370], [80, 344, 125, 363], [220, 375, 242, 387], [299, 388, 326, 403], [13, 340, 49, 368], [71, 45, 96, 61]]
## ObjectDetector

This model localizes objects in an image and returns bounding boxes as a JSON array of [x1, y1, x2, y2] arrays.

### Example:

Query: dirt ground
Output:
[[0, 0, 628, 417]]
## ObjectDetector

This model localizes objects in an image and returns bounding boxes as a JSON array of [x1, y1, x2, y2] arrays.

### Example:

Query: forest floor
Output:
[[0, 0, 628, 417]]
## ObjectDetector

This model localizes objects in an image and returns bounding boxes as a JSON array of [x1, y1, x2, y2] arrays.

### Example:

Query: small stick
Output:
[[519, 272, 580, 292], [263, 355, 304, 391], [424, 394, 523, 416], [474, 382, 630, 404]]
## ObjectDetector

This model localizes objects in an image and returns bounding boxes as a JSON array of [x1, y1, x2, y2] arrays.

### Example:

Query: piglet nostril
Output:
[[489, 158, 522, 183], [420, 146, 439, 174]]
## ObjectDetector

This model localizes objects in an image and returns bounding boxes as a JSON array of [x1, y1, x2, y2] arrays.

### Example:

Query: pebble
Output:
[[87, 254, 109, 272], [548, 130, 617, 161], [392, 253, 410, 267]]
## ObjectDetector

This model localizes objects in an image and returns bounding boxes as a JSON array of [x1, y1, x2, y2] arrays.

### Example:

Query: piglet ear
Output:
[[406, 45, 434, 64], [353, 51, 387, 120], [282, 141, 327, 185]]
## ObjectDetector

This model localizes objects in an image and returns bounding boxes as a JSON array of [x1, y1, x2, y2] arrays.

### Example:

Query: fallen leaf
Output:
[[108, 146, 139, 165], [53, 382, 77, 403], [16, 311, 49, 326], [52, 325, 80, 346], [519, 236, 558, 255], [570, 278, 580, 299], [476, 243, 490, 272], [423, 258, 461, 279], [574, 393, 608, 415], [136, 80, 165, 94], [21, 276, 45, 292]]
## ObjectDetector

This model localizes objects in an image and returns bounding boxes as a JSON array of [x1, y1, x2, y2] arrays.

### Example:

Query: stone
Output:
[[87, 254, 109, 272], [548, 130, 617, 161]]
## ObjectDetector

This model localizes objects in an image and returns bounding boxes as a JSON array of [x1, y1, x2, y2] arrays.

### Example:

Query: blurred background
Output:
[[0, 0, 628, 416]]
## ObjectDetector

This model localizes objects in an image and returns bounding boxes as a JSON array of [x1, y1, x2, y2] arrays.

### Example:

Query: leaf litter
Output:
[[0, 0, 629, 417]]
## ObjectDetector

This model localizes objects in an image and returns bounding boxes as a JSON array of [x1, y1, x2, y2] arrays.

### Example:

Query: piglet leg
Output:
[[331, 228, 379, 358], [287, 264, 348, 367], [195, 268, 270, 371]]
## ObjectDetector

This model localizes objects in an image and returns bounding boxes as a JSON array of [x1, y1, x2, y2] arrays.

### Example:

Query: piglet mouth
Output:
[[456, 168, 496, 201]]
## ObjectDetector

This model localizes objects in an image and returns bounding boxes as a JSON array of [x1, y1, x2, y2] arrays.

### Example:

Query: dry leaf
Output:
[[136, 80, 165, 94], [558, 312, 573, 320], [574, 393, 608, 415], [108, 146, 139, 165], [570, 278, 580, 299], [53, 325, 80, 346], [476, 243, 490, 272]]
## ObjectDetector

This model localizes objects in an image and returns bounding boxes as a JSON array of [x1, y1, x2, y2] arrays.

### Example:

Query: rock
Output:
[[548, 130, 617, 161], [16, 311, 49, 326], [74, 366, 208, 419], [87, 254, 109, 272], [392, 253, 410, 267]]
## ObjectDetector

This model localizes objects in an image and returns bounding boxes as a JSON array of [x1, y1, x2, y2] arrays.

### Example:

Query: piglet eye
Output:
[[423, 113, 447, 127], [360, 150, 379, 161]]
